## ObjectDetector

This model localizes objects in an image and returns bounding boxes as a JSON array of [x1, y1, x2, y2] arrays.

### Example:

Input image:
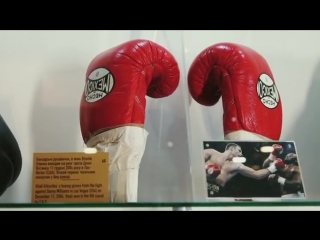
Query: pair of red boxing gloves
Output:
[[80, 39, 282, 145]]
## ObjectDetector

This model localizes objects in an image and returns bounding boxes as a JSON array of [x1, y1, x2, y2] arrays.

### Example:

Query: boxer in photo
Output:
[[263, 149, 304, 198], [80, 39, 180, 203]]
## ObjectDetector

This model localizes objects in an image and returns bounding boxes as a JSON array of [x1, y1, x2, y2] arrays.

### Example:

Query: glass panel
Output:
[[184, 30, 320, 205]]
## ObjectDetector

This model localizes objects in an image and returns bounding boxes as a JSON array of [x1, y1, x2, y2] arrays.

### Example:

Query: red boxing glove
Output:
[[80, 39, 180, 143], [188, 43, 282, 141], [268, 144, 283, 160], [267, 158, 285, 173], [205, 164, 221, 178]]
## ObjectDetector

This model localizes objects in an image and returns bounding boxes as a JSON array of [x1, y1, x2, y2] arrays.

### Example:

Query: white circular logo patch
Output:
[[84, 68, 115, 103], [256, 73, 279, 109]]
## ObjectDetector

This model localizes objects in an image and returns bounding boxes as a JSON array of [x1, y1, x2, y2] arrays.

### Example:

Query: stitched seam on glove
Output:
[[134, 96, 145, 117]]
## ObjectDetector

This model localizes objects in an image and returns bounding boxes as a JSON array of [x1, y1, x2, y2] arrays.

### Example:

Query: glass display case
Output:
[[0, 30, 319, 211]]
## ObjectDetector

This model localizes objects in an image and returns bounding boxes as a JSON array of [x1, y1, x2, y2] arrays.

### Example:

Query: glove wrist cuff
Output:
[[267, 165, 277, 173], [277, 177, 286, 185]]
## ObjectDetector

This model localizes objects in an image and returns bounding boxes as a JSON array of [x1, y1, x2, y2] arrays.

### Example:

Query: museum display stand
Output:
[[1, 201, 320, 211]]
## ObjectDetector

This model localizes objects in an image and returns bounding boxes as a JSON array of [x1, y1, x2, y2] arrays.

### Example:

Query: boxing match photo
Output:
[[203, 141, 306, 200]]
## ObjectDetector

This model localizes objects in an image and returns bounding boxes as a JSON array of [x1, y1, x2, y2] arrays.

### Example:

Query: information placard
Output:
[[31, 152, 109, 203]]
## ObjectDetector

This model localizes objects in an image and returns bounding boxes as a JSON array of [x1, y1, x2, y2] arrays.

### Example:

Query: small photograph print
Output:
[[203, 141, 306, 200]]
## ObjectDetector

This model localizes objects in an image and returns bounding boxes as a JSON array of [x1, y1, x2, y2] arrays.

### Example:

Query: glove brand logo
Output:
[[256, 73, 280, 109], [84, 68, 115, 103]]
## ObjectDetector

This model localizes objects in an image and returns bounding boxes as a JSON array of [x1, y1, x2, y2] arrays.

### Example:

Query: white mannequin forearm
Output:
[[86, 126, 148, 203], [224, 130, 271, 141]]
